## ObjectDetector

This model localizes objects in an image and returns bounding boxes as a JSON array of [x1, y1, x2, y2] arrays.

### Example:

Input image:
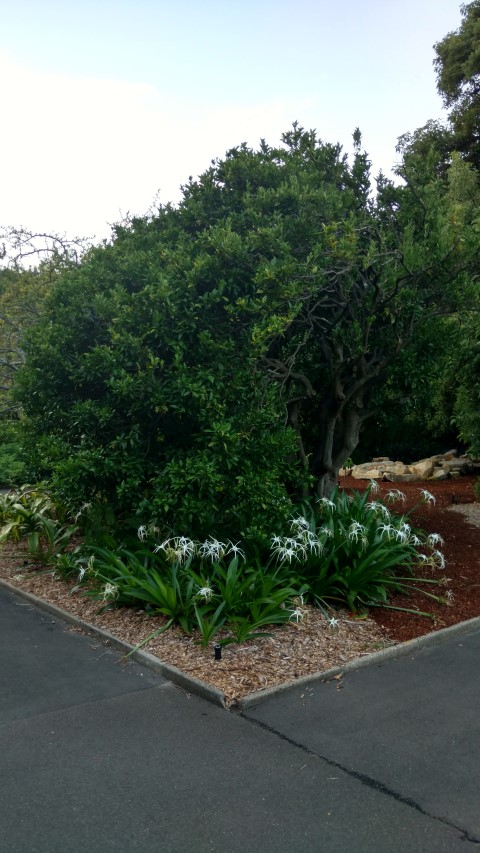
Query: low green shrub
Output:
[[1, 483, 449, 647], [0, 486, 77, 563], [0, 445, 27, 486], [0, 421, 29, 486]]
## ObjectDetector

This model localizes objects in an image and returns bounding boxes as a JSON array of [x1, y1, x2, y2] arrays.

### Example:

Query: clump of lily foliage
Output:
[[0, 483, 451, 648]]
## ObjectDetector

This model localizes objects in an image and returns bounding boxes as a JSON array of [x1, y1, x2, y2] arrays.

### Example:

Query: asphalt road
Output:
[[1, 585, 479, 852]]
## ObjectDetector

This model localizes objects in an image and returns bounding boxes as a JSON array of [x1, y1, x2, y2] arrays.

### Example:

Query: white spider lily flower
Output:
[[291, 516, 310, 531], [155, 536, 196, 564], [273, 544, 304, 563], [306, 530, 319, 542], [417, 553, 430, 564], [432, 550, 446, 569], [178, 536, 195, 554], [288, 606, 305, 623], [101, 582, 118, 602], [445, 589, 455, 604], [226, 541, 246, 560], [77, 566, 86, 582], [369, 479, 380, 494], [137, 525, 148, 541], [386, 489, 406, 504], [319, 525, 334, 538], [366, 501, 383, 513], [196, 585, 214, 602], [299, 528, 316, 544], [426, 533, 444, 548], [400, 522, 411, 534], [318, 497, 336, 511], [378, 523, 396, 540], [394, 529, 409, 543], [74, 502, 91, 523], [420, 489, 436, 505], [306, 536, 324, 556], [198, 538, 227, 562], [271, 535, 282, 547], [328, 616, 339, 629], [410, 534, 422, 547], [348, 521, 366, 542]]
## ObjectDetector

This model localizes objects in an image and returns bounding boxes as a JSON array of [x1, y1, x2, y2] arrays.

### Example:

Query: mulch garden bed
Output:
[[340, 474, 480, 642], [0, 474, 478, 705]]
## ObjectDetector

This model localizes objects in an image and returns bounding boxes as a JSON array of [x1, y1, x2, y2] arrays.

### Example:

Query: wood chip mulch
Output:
[[0, 544, 388, 707]]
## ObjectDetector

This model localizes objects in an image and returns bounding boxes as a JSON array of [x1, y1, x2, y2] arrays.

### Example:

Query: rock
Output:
[[351, 466, 384, 480], [351, 460, 410, 479], [382, 472, 418, 482], [389, 462, 411, 475], [409, 459, 435, 479], [350, 450, 473, 481], [430, 468, 450, 481], [443, 457, 474, 474]]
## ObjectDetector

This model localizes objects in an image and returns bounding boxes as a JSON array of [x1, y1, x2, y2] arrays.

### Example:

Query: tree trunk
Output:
[[312, 401, 364, 498]]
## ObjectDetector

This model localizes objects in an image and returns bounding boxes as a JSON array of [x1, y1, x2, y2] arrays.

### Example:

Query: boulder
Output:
[[350, 450, 473, 481], [382, 472, 418, 482], [442, 457, 474, 474], [430, 468, 450, 481], [409, 459, 435, 479], [351, 465, 384, 479], [389, 462, 411, 475]]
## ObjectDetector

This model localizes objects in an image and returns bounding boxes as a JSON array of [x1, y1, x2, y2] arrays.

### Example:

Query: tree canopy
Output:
[[14, 124, 480, 537], [434, 0, 480, 166]]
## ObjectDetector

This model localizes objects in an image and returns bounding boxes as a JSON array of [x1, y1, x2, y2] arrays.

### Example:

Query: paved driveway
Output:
[[1, 586, 479, 852]]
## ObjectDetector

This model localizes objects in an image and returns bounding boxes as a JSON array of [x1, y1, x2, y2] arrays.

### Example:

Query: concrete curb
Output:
[[239, 614, 480, 711], [3, 576, 480, 714], [0, 579, 226, 708]]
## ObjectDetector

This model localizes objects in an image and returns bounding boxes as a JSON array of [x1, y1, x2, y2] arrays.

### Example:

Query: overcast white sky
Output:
[[0, 0, 464, 241]]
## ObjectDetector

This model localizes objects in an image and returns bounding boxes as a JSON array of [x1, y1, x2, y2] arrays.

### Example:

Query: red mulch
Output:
[[339, 474, 480, 642]]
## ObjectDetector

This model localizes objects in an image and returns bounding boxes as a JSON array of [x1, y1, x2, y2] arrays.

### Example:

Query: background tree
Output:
[[15, 126, 480, 537], [374, 118, 480, 461], [0, 229, 89, 484], [434, 0, 480, 167], [0, 227, 89, 409]]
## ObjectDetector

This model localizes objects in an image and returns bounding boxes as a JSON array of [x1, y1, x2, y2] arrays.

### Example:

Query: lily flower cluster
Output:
[[271, 516, 323, 563], [152, 536, 245, 565], [268, 489, 447, 571]]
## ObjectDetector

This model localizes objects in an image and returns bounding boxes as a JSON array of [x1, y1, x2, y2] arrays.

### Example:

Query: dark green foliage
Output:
[[0, 485, 77, 563], [0, 421, 27, 485], [16, 125, 480, 532], [271, 488, 441, 612], [434, 1, 480, 167], [0, 485, 446, 645]]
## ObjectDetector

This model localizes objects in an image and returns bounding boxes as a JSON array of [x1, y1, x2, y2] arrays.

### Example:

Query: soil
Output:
[[1, 474, 479, 706]]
